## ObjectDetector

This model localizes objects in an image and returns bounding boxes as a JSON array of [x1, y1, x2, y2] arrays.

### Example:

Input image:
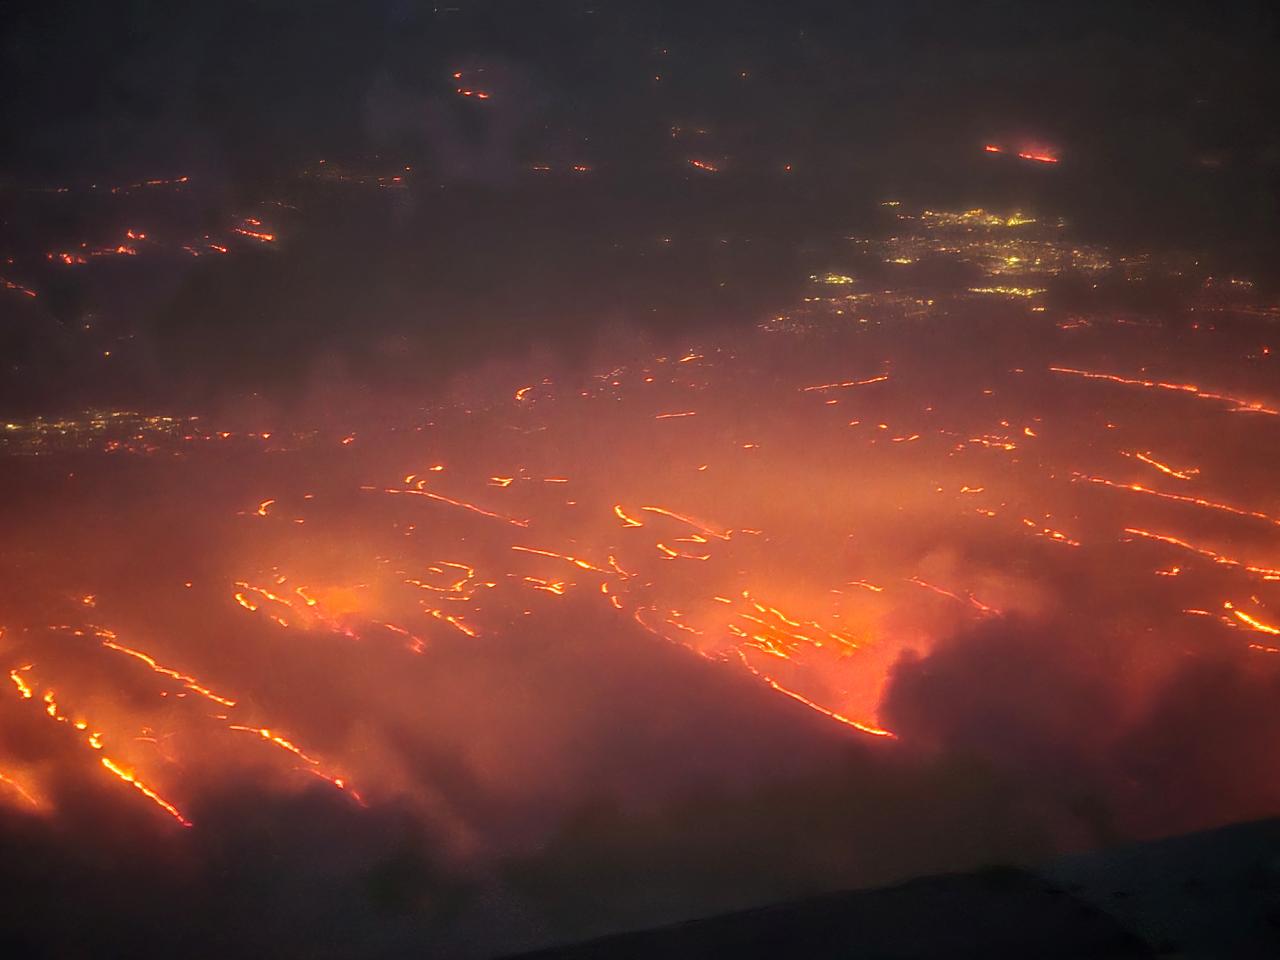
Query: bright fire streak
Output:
[[800, 374, 890, 392], [98, 635, 236, 707], [9, 669, 33, 699], [1224, 602, 1280, 635], [375, 620, 427, 653], [739, 594, 860, 652], [298, 767, 367, 806], [388, 487, 530, 527], [232, 227, 275, 242], [235, 582, 294, 608], [11, 673, 189, 825], [640, 505, 732, 540], [907, 577, 999, 615], [732, 651, 894, 738], [2, 277, 39, 297], [847, 580, 885, 593], [1077, 474, 1280, 526], [524, 576, 567, 595], [228, 726, 320, 764], [613, 504, 644, 527], [511, 545, 606, 572], [655, 411, 697, 419], [100, 757, 192, 827], [405, 560, 476, 596], [256, 498, 275, 516], [1017, 151, 1059, 164], [0, 771, 41, 809], [1050, 366, 1278, 415], [1020, 518, 1082, 547], [1124, 451, 1198, 481], [656, 542, 711, 561], [1123, 528, 1280, 580], [428, 609, 478, 637]]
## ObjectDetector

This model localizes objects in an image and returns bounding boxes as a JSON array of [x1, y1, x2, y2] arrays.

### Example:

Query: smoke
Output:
[[883, 609, 1280, 843]]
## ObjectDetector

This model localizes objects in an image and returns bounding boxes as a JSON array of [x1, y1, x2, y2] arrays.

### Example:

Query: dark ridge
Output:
[[508, 866, 1153, 959], [511, 816, 1280, 959]]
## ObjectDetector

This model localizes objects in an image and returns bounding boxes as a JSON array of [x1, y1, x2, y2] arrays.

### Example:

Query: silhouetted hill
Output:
[[512, 818, 1280, 958], [1045, 817, 1280, 956], [511, 867, 1151, 959]]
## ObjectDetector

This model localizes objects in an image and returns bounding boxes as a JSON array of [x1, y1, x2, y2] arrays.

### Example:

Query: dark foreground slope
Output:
[[514, 818, 1280, 959], [1045, 817, 1280, 956], [511, 868, 1152, 959]]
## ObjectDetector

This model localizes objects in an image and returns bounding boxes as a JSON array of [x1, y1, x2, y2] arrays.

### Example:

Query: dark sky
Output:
[[1, 1, 1279, 413], [3, 0, 1278, 184]]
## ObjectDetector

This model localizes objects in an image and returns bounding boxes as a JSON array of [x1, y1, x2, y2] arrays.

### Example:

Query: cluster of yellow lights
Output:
[[968, 285, 1047, 298], [919, 208, 1038, 229]]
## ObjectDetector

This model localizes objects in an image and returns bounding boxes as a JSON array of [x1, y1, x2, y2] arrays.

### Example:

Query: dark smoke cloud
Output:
[[883, 613, 1280, 843]]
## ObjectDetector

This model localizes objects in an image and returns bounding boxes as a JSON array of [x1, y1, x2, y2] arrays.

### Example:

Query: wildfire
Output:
[[1050, 366, 1278, 415], [98, 632, 237, 707], [100, 757, 192, 828], [5, 199, 1279, 847]]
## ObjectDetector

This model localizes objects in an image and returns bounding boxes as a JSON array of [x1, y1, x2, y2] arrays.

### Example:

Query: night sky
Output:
[[2, 1, 1279, 411], [2, 1, 1279, 414]]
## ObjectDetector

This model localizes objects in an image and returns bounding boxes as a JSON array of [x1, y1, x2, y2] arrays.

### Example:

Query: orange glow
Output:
[[9, 198, 1280, 862]]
